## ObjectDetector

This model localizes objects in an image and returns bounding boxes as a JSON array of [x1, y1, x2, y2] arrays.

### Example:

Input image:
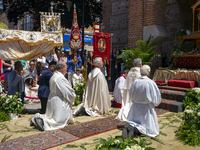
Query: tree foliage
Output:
[[2, 0, 103, 31], [117, 36, 160, 70], [0, 22, 8, 29]]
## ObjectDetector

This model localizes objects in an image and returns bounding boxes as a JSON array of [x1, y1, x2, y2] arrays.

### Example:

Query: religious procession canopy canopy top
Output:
[[0, 1, 63, 61], [0, 29, 63, 60]]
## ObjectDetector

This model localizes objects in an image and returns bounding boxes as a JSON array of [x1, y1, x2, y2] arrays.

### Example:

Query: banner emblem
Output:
[[98, 38, 106, 52]]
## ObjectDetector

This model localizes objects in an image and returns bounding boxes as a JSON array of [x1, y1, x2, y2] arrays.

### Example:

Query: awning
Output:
[[0, 29, 63, 60]]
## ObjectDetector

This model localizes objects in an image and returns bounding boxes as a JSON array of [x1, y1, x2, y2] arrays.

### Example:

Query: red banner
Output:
[[93, 32, 111, 77], [69, 12, 82, 51]]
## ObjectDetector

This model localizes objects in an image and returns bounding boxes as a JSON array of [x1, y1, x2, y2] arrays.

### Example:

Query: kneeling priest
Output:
[[122, 65, 162, 138], [30, 62, 76, 131], [73, 57, 111, 116]]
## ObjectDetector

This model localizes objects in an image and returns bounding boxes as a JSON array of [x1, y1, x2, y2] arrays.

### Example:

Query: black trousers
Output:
[[39, 97, 48, 114]]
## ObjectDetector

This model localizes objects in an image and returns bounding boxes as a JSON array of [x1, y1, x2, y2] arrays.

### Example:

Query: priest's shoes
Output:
[[122, 128, 128, 139], [122, 123, 136, 139], [34, 118, 44, 131], [30, 120, 34, 126], [74, 106, 85, 116], [128, 126, 134, 138]]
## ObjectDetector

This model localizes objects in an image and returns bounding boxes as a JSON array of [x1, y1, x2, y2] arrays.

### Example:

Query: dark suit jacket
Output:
[[38, 69, 52, 98], [7, 70, 24, 95]]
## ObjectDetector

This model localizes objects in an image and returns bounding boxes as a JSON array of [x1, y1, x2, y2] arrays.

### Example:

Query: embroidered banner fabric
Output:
[[40, 13, 61, 32], [69, 12, 82, 50], [93, 32, 111, 77], [0, 29, 63, 60]]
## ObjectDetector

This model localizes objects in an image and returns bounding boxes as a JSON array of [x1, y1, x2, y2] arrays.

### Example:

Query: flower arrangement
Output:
[[94, 136, 155, 150], [73, 81, 86, 106], [0, 92, 25, 121], [176, 88, 200, 146]]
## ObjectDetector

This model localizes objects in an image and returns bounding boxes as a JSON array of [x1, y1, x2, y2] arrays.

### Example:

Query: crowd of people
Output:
[[0, 48, 162, 139]]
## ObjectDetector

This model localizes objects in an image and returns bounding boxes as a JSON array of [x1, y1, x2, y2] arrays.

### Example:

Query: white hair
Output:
[[93, 57, 102, 66], [56, 61, 66, 70], [140, 65, 151, 76], [133, 58, 142, 67]]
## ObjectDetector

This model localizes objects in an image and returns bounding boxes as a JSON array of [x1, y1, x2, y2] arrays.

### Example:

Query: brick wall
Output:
[[101, 0, 129, 51], [101, 0, 196, 75], [128, 0, 144, 49]]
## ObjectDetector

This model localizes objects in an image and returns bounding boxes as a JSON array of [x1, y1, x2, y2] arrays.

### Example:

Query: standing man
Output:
[[7, 61, 25, 104], [116, 58, 142, 121], [111, 47, 118, 90], [38, 61, 57, 114], [31, 62, 76, 131]]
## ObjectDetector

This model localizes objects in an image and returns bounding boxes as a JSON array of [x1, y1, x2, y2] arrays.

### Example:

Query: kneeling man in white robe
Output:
[[31, 62, 76, 131], [73, 57, 111, 116], [112, 69, 129, 108], [122, 65, 162, 139], [116, 58, 142, 121]]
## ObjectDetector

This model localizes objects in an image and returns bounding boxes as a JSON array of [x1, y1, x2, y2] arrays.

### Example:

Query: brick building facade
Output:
[[101, 0, 196, 74]]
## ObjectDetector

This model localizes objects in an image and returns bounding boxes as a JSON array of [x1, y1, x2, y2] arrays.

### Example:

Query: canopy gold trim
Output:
[[0, 28, 63, 60]]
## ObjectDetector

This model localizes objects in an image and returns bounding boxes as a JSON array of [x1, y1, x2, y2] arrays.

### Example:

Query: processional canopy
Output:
[[0, 1, 63, 61]]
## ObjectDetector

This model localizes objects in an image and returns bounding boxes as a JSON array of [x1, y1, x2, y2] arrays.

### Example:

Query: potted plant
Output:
[[73, 81, 87, 106], [117, 35, 160, 70], [176, 88, 200, 146], [94, 136, 155, 150], [0, 92, 25, 120]]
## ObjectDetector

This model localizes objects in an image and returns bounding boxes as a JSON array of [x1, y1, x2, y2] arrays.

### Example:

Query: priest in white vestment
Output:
[[112, 69, 129, 107], [31, 62, 76, 131], [116, 58, 142, 121], [73, 57, 111, 116], [123, 65, 162, 138]]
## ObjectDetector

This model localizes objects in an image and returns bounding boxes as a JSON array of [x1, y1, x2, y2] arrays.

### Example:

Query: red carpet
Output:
[[0, 110, 166, 150]]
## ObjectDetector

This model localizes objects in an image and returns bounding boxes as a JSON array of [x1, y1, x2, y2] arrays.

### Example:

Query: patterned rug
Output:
[[0, 110, 166, 150]]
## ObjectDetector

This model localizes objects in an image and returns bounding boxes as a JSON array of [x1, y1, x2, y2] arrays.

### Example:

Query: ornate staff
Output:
[[69, 4, 82, 71]]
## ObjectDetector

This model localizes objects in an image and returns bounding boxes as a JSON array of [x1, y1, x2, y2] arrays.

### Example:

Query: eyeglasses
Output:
[[30, 64, 35, 66]]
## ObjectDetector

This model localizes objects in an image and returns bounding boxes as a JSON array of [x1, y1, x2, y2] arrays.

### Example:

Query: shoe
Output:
[[117, 124, 124, 129], [74, 106, 85, 116], [124, 123, 130, 128], [128, 126, 134, 138], [30, 120, 34, 126], [20, 108, 27, 114], [127, 124, 133, 131], [34, 118, 44, 131], [122, 128, 128, 139], [134, 127, 141, 137]]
